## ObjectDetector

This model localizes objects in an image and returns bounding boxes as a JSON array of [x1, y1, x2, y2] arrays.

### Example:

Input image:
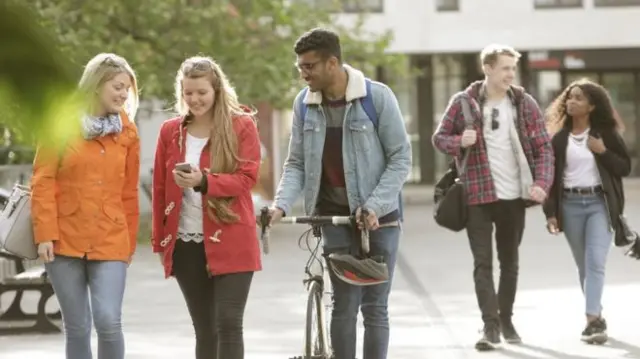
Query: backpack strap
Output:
[[457, 97, 476, 175], [360, 79, 378, 129]]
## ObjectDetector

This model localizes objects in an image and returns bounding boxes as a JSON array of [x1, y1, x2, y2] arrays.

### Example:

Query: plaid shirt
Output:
[[432, 81, 554, 206]]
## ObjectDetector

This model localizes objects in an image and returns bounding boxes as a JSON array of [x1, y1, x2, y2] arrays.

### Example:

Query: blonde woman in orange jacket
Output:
[[31, 53, 140, 359]]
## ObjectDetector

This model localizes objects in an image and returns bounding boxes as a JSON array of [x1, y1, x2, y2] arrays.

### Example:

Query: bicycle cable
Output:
[[297, 227, 325, 274]]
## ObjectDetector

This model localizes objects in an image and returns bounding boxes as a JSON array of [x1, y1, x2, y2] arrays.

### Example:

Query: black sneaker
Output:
[[581, 318, 608, 345], [475, 324, 502, 351], [500, 318, 522, 344]]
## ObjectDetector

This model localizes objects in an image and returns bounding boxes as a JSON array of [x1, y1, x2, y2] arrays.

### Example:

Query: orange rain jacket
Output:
[[31, 111, 140, 262]]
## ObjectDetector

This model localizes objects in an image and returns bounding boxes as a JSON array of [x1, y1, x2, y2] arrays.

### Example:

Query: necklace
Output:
[[570, 128, 589, 145]]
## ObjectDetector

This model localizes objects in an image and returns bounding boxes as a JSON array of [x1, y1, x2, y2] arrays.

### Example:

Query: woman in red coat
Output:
[[151, 56, 261, 359]]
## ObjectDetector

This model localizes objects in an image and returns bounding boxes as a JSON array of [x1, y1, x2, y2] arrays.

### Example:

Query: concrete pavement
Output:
[[2, 201, 640, 358]]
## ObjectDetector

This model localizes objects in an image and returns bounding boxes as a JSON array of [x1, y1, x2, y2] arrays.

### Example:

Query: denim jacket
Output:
[[274, 65, 412, 217]]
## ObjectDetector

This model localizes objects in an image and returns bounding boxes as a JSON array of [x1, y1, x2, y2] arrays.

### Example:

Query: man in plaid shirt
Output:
[[432, 44, 554, 351]]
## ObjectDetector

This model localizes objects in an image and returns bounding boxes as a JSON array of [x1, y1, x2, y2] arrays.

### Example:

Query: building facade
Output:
[[332, 0, 640, 183]]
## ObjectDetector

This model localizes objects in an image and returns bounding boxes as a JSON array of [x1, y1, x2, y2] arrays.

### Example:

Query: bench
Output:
[[0, 251, 61, 335]]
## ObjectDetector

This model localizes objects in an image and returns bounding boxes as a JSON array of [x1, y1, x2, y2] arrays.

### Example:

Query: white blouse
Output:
[[563, 128, 602, 188], [177, 133, 208, 242]]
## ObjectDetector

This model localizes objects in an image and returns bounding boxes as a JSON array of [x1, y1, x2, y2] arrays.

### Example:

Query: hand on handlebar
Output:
[[267, 206, 284, 227], [355, 207, 379, 231]]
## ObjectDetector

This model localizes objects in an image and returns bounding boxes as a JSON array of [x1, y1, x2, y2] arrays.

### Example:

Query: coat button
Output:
[[209, 229, 222, 243], [160, 234, 172, 247]]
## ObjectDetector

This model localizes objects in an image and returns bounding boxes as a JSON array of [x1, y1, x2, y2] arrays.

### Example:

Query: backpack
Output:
[[298, 78, 404, 221]]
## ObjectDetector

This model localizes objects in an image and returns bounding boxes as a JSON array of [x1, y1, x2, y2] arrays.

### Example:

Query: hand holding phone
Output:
[[175, 162, 192, 173]]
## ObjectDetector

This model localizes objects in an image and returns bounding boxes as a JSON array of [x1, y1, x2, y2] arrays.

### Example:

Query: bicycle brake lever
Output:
[[359, 209, 370, 255], [259, 206, 271, 254]]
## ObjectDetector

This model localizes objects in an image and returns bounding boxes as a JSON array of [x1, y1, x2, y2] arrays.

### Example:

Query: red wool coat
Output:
[[151, 113, 262, 278]]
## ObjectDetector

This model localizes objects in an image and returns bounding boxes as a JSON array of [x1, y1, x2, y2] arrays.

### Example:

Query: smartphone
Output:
[[175, 162, 192, 173]]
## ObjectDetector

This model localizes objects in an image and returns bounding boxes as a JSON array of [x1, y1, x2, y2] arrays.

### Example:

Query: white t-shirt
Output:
[[177, 133, 209, 242], [483, 97, 521, 200], [563, 128, 601, 188]]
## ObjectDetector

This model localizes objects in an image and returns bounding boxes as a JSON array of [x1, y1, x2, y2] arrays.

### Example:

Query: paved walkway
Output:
[[1, 203, 640, 358]]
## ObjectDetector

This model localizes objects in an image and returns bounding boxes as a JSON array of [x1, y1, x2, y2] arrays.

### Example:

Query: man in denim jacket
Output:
[[270, 28, 411, 359]]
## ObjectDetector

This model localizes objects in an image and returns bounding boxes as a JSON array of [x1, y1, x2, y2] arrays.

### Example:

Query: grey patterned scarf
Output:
[[81, 113, 123, 140]]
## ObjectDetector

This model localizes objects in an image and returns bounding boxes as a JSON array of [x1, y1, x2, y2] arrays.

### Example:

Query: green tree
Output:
[[27, 0, 403, 108], [0, 0, 80, 160], [0, 0, 403, 164]]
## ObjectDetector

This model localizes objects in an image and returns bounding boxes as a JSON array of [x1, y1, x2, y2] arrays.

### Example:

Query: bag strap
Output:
[[361, 79, 378, 129], [456, 97, 476, 176]]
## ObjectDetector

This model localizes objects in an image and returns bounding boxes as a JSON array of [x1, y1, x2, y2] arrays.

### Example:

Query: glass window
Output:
[[299, 0, 384, 12], [384, 59, 420, 183], [437, 0, 459, 11], [340, 0, 384, 12], [565, 72, 599, 85], [594, 0, 640, 6], [602, 73, 636, 150], [534, 0, 583, 8], [433, 55, 464, 177], [534, 71, 562, 109]]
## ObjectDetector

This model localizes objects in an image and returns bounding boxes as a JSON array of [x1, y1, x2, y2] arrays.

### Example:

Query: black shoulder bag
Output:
[[433, 98, 475, 232]]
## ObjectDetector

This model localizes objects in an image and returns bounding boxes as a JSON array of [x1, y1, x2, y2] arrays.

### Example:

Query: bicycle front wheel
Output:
[[304, 279, 331, 359]]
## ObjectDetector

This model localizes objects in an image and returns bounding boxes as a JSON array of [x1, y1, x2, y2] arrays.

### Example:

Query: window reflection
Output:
[[602, 73, 635, 150], [594, 0, 640, 6], [437, 0, 459, 11], [433, 55, 464, 176], [534, 0, 583, 8]]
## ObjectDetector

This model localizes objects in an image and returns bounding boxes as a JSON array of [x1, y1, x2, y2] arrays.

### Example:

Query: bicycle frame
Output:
[[301, 226, 332, 359], [257, 208, 361, 359]]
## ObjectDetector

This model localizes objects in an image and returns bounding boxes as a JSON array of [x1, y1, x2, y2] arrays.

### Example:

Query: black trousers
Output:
[[465, 199, 526, 325], [173, 240, 254, 359]]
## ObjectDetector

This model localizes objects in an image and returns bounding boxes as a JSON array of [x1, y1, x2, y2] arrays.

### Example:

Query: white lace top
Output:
[[177, 133, 208, 243]]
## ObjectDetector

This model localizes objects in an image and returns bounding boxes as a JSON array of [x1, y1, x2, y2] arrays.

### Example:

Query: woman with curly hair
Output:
[[543, 78, 631, 344]]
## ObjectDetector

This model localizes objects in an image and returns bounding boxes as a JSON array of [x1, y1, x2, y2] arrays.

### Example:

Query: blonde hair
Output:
[[78, 53, 139, 118], [480, 44, 521, 66], [175, 56, 256, 224]]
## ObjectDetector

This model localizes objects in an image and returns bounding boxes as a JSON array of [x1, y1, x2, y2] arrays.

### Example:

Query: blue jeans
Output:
[[322, 224, 400, 359], [45, 255, 128, 359], [562, 193, 612, 317]]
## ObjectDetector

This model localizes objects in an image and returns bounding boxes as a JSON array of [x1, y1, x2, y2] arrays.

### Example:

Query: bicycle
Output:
[[258, 207, 378, 359]]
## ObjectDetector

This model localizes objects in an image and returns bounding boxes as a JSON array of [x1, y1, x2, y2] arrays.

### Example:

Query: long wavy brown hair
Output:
[[545, 78, 625, 135], [174, 56, 256, 224]]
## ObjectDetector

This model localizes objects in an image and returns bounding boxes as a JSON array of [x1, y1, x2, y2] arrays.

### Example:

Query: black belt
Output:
[[563, 186, 603, 195]]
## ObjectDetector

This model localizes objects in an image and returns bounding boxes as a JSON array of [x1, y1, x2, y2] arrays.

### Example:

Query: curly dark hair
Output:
[[546, 78, 624, 134], [294, 28, 342, 62]]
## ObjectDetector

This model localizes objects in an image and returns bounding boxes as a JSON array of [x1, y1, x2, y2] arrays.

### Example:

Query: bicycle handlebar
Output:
[[279, 215, 352, 226], [256, 206, 370, 255]]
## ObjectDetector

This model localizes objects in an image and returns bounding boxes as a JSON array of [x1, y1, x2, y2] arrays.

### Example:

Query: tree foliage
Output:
[[0, 0, 80, 163], [27, 0, 403, 108], [0, 0, 402, 164]]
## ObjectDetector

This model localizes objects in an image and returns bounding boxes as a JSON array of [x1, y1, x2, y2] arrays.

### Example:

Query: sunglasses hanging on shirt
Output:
[[490, 108, 499, 131]]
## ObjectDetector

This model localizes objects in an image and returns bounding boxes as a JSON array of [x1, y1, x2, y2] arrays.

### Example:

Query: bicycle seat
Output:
[[327, 253, 389, 286]]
